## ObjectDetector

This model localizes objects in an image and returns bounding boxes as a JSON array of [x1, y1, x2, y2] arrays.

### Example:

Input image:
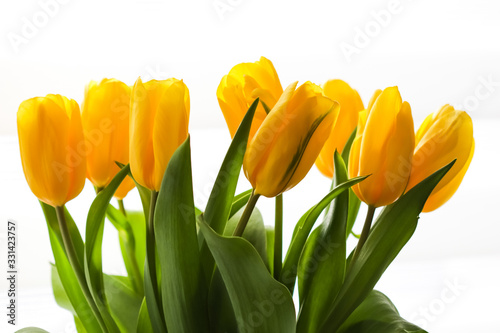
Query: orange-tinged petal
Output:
[[217, 57, 283, 141], [152, 79, 190, 191], [130, 77, 190, 191], [422, 139, 474, 212], [407, 106, 474, 211], [82, 78, 132, 191], [316, 79, 364, 178], [349, 87, 415, 207], [130, 78, 156, 190], [244, 82, 337, 197]]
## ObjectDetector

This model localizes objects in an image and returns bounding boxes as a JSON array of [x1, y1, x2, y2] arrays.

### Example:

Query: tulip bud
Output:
[[349, 87, 415, 207], [217, 56, 283, 140], [406, 105, 474, 212], [243, 81, 339, 197], [17, 94, 86, 207], [130, 78, 190, 191], [316, 79, 364, 178], [81, 78, 135, 199]]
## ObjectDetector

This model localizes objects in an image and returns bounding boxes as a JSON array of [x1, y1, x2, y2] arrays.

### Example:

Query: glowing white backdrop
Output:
[[1, 0, 499, 332]]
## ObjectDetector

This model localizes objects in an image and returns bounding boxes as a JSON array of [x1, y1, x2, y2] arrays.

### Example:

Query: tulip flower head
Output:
[[316, 79, 364, 178], [243, 81, 339, 198], [217, 56, 283, 141], [18, 94, 86, 207], [81, 78, 135, 199], [406, 105, 474, 212], [349, 87, 415, 207], [130, 77, 190, 191]]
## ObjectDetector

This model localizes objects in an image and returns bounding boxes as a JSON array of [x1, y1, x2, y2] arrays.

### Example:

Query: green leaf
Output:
[[198, 219, 296, 333], [337, 290, 427, 333], [136, 298, 154, 333], [340, 128, 361, 238], [105, 275, 143, 332], [297, 152, 350, 333], [85, 164, 130, 333], [116, 161, 151, 217], [280, 175, 368, 293], [208, 206, 268, 332], [198, 99, 258, 281], [40, 203, 102, 333], [52, 263, 142, 333], [319, 161, 455, 332], [106, 207, 146, 295], [155, 137, 209, 332], [224, 207, 268, 266]]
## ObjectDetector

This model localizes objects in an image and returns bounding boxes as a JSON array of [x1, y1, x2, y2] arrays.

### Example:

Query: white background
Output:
[[1, 0, 500, 332]]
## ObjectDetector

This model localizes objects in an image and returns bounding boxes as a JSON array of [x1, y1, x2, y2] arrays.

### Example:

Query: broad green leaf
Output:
[[85, 165, 130, 333], [280, 175, 367, 293], [52, 263, 142, 333], [136, 298, 154, 333], [297, 152, 350, 333], [208, 207, 268, 333], [224, 207, 268, 266], [105, 275, 143, 332], [106, 206, 146, 295], [51, 264, 72, 312], [199, 219, 296, 333], [40, 203, 103, 333], [337, 290, 426, 333], [155, 137, 209, 332], [198, 99, 258, 281], [74, 316, 87, 333], [15, 328, 50, 333], [319, 161, 455, 332]]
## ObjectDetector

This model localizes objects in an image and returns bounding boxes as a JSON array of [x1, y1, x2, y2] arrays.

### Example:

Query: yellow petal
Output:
[[244, 82, 337, 197], [422, 139, 474, 212], [18, 95, 86, 207], [316, 79, 364, 178]]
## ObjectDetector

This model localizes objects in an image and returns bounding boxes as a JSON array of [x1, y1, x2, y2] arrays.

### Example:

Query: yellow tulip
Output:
[[130, 78, 190, 191], [81, 78, 135, 199], [406, 105, 474, 212], [316, 79, 364, 178], [349, 87, 415, 207], [17, 94, 86, 207], [217, 56, 283, 141], [243, 81, 339, 198]]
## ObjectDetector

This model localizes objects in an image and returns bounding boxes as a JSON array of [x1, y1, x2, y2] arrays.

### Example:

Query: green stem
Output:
[[273, 194, 283, 280], [145, 190, 164, 320], [118, 199, 127, 216], [347, 205, 376, 273], [55, 206, 108, 333], [233, 190, 260, 237]]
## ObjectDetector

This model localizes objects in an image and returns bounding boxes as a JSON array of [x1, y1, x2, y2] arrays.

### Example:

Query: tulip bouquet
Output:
[[17, 57, 474, 333]]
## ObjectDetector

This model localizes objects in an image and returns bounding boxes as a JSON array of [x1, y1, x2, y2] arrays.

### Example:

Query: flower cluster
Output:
[[16, 57, 475, 333]]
